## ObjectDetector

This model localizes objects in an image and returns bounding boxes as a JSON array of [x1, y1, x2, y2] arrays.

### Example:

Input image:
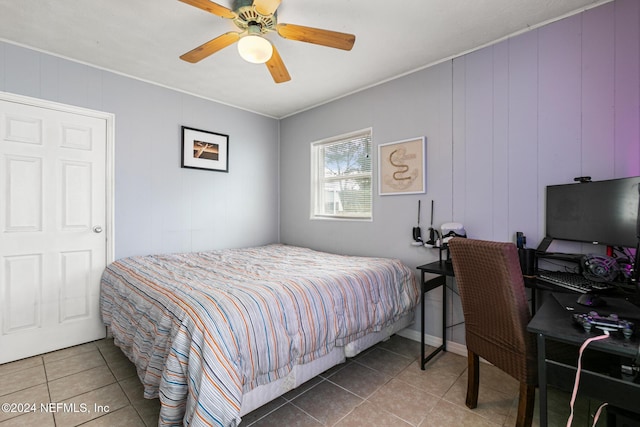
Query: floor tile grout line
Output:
[[117, 382, 152, 426], [0, 355, 44, 377], [243, 399, 289, 427], [282, 343, 426, 426], [98, 344, 149, 426], [43, 354, 56, 427], [373, 345, 419, 362], [42, 348, 110, 386], [287, 399, 327, 426], [322, 375, 370, 400], [282, 377, 327, 403], [45, 344, 135, 427]]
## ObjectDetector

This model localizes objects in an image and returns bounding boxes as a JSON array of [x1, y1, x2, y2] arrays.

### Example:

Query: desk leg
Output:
[[536, 333, 547, 427], [531, 287, 537, 316], [442, 276, 446, 353], [420, 270, 426, 370], [420, 274, 447, 370]]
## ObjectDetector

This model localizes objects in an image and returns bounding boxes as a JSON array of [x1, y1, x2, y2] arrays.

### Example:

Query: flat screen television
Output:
[[545, 176, 640, 249]]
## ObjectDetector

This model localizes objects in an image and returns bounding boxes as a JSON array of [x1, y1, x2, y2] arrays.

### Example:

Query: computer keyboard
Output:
[[536, 271, 615, 293]]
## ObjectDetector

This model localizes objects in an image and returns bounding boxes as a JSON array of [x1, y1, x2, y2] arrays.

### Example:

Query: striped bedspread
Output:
[[99, 244, 419, 426]]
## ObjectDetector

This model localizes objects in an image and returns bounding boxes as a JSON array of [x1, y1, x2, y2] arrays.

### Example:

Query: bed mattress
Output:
[[100, 244, 419, 426], [238, 312, 414, 416]]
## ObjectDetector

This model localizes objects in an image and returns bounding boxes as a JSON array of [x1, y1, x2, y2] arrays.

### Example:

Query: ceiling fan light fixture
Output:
[[237, 34, 273, 64], [179, 0, 356, 83], [253, 0, 282, 16]]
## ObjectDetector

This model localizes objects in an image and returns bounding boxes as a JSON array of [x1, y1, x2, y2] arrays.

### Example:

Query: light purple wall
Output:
[[280, 0, 640, 343], [0, 43, 281, 259]]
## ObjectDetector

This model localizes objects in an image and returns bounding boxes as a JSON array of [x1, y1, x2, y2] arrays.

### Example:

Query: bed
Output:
[[99, 244, 420, 426]]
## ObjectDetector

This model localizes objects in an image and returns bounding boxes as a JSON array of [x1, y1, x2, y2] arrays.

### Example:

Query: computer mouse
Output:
[[576, 293, 606, 308]]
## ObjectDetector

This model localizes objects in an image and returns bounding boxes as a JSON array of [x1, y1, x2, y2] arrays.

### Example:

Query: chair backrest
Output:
[[448, 237, 537, 384]]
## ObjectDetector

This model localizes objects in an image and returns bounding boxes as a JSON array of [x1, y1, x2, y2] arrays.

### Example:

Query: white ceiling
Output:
[[0, 0, 610, 118]]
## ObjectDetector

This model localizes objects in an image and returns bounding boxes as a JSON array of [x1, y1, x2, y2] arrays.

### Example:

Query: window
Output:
[[311, 128, 372, 220]]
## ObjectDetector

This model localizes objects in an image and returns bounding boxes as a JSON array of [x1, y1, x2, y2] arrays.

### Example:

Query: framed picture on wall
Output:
[[181, 126, 229, 172], [378, 136, 426, 195]]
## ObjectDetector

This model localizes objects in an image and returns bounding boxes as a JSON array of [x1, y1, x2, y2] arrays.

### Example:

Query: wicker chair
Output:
[[448, 237, 537, 427]]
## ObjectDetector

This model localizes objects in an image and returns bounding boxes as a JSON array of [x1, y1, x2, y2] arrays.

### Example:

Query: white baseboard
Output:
[[396, 328, 467, 357]]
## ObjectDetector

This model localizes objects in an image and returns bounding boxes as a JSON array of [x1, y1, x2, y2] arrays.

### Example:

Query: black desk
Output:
[[417, 261, 549, 370], [415, 260, 539, 370], [527, 293, 640, 427], [416, 261, 452, 369]]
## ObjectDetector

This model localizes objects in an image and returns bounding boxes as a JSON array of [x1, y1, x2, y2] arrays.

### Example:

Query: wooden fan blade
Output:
[[178, 0, 235, 19], [180, 32, 241, 63], [266, 44, 290, 83], [276, 23, 355, 51], [253, 0, 281, 16]]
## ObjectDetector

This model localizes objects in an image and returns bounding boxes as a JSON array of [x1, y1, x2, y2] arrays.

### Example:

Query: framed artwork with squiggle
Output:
[[378, 137, 426, 195]]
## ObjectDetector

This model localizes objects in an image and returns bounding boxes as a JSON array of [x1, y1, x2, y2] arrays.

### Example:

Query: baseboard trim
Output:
[[396, 328, 467, 357]]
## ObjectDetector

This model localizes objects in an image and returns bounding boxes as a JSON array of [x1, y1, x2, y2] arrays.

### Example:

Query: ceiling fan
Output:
[[178, 0, 356, 83]]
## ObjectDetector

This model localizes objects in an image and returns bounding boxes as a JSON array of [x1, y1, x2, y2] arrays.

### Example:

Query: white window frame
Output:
[[310, 128, 373, 221]]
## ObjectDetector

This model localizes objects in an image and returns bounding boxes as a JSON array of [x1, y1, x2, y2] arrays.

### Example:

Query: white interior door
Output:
[[0, 94, 113, 364]]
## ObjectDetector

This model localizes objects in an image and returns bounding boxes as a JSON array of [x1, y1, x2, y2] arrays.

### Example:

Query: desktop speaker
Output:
[[581, 254, 619, 282]]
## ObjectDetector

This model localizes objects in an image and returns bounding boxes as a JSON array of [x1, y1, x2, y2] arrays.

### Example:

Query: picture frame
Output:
[[378, 136, 426, 195], [181, 126, 229, 172]]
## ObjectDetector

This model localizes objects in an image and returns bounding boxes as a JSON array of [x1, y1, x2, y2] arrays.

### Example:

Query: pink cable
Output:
[[592, 402, 608, 425], [565, 332, 610, 427]]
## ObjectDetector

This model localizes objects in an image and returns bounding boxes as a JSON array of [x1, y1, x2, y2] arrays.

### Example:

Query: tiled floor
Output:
[[1, 335, 600, 426]]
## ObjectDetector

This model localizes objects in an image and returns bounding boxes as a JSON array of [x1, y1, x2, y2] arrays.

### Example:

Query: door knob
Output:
[[93, 226, 103, 233]]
